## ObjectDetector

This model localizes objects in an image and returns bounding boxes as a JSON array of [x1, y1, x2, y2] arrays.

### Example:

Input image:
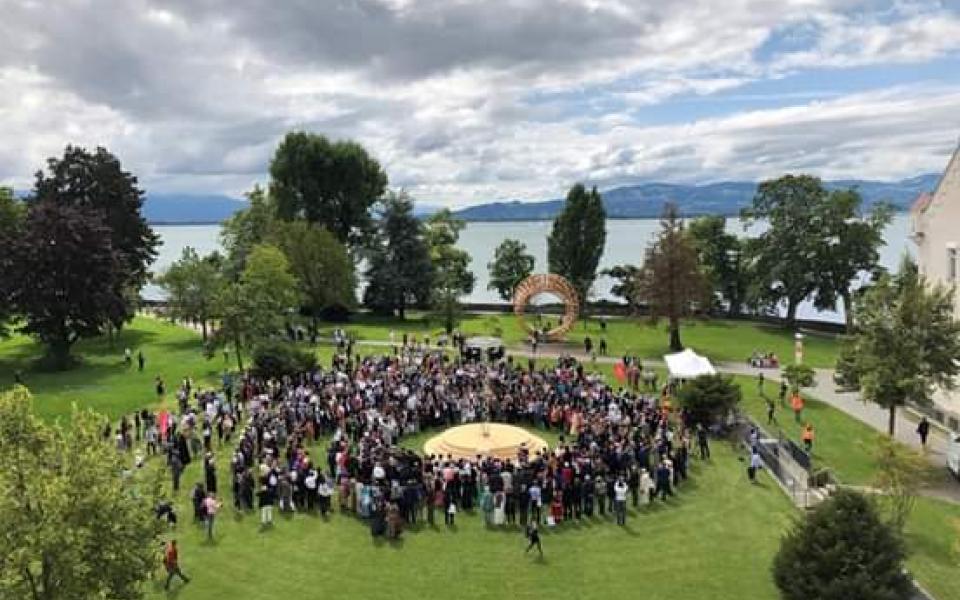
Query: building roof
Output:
[[911, 191, 933, 214]]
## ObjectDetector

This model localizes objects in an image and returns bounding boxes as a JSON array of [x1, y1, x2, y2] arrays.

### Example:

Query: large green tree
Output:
[[637, 203, 711, 351], [272, 221, 357, 322], [773, 489, 911, 600], [0, 187, 25, 337], [812, 189, 892, 330], [426, 209, 475, 333], [838, 257, 960, 435], [269, 131, 387, 248], [363, 192, 433, 318], [155, 247, 226, 341], [602, 264, 644, 312], [31, 145, 158, 324], [687, 215, 748, 317], [677, 374, 742, 427], [215, 244, 301, 370], [547, 183, 606, 310], [487, 239, 535, 302], [743, 175, 827, 326], [219, 185, 276, 278], [0, 386, 162, 600], [6, 201, 124, 369]]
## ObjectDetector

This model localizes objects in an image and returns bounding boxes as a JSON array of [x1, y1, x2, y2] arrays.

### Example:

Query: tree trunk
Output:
[[46, 337, 73, 370], [668, 316, 683, 351], [841, 290, 854, 332], [785, 297, 799, 328], [888, 405, 896, 437], [727, 295, 740, 318], [234, 336, 244, 371]]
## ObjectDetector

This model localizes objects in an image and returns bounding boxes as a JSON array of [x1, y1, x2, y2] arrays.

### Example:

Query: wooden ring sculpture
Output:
[[513, 273, 579, 341]]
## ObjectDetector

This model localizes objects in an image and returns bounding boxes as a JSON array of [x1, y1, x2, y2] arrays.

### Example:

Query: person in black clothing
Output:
[[137, 350, 145, 371], [917, 417, 931, 448], [204, 453, 217, 494], [696, 424, 710, 460], [191, 483, 206, 522], [654, 462, 673, 501], [524, 523, 543, 556]]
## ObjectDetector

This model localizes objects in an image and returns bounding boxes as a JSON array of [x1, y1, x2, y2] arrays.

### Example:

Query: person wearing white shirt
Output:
[[613, 478, 629, 525]]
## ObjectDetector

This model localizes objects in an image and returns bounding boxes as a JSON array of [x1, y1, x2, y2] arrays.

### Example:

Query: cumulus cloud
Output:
[[0, 0, 958, 205]]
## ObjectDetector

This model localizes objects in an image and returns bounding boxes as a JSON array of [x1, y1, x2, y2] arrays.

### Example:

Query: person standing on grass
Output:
[[138, 350, 145, 371], [790, 390, 804, 424], [747, 449, 762, 482], [524, 522, 543, 557], [779, 380, 788, 407], [163, 540, 190, 590], [765, 397, 777, 425], [917, 417, 931, 449], [757, 371, 765, 394], [613, 477, 628, 526], [696, 424, 710, 460], [802, 423, 814, 453], [204, 493, 222, 540], [258, 484, 274, 526], [124, 347, 132, 367]]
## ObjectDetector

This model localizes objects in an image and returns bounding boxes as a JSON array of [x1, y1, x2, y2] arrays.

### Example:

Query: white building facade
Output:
[[911, 144, 960, 424]]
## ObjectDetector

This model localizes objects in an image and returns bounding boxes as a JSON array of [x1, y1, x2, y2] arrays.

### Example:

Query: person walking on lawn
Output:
[[524, 522, 543, 556], [917, 417, 931, 449], [790, 390, 804, 424], [163, 539, 190, 590]]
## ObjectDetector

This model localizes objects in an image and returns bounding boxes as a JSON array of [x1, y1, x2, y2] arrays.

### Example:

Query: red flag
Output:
[[613, 361, 627, 383]]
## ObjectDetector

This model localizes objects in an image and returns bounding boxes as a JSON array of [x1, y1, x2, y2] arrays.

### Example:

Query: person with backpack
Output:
[[163, 539, 190, 590]]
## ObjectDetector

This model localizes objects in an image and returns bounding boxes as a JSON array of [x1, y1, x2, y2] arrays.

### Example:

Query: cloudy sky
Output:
[[1, 0, 960, 207]]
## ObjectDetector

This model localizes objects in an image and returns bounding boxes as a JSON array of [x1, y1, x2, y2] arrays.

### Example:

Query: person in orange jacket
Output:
[[802, 423, 815, 452], [790, 391, 804, 424]]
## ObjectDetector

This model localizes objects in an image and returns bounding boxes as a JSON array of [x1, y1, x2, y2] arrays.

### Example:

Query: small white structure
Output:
[[664, 348, 716, 380]]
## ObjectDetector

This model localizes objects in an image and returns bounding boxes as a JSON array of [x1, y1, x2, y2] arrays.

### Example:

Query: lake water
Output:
[[146, 213, 914, 323]]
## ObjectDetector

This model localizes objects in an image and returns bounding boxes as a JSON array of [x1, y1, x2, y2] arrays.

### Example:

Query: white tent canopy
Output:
[[663, 348, 716, 379]]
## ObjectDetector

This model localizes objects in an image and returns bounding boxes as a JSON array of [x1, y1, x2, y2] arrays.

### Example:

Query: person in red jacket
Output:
[[163, 539, 190, 590]]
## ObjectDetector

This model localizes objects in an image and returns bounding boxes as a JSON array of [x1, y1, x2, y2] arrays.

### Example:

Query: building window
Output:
[[949, 246, 958, 282]]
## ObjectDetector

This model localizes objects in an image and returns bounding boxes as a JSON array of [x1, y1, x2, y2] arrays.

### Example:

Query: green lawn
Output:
[[141, 437, 793, 600], [736, 376, 885, 486], [0, 317, 226, 421], [314, 312, 841, 368], [3, 317, 956, 599], [905, 497, 960, 600]]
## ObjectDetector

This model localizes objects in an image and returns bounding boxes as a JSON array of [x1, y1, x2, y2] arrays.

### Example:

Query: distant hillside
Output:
[[136, 173, 940, 223], [452, 173, 941, 221]]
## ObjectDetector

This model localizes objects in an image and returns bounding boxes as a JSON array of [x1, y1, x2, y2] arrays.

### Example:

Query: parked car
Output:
[[948, 433, 960, 480]]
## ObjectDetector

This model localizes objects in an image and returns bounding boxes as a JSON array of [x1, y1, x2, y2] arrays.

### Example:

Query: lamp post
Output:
[[794, 332, 804, 365]]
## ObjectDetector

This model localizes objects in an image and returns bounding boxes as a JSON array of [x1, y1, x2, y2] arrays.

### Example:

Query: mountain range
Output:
[[140, 173, 940, 224]]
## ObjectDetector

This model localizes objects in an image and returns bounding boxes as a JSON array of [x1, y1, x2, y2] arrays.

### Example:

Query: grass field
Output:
[[315, 312, 842, 368], [736, 376, 885, 486], [2, 316, 956, 599], [140, 436, 793, 600]]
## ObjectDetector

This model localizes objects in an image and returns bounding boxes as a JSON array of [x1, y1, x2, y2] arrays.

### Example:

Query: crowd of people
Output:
[[113, 345, 712, 552]]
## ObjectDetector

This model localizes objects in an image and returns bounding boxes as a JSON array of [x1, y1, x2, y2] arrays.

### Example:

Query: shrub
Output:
[[782, 363, 815, 391], [773, 489, 912, 600], [676, 374, 742, 427], [252, 341, 317, 378]]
